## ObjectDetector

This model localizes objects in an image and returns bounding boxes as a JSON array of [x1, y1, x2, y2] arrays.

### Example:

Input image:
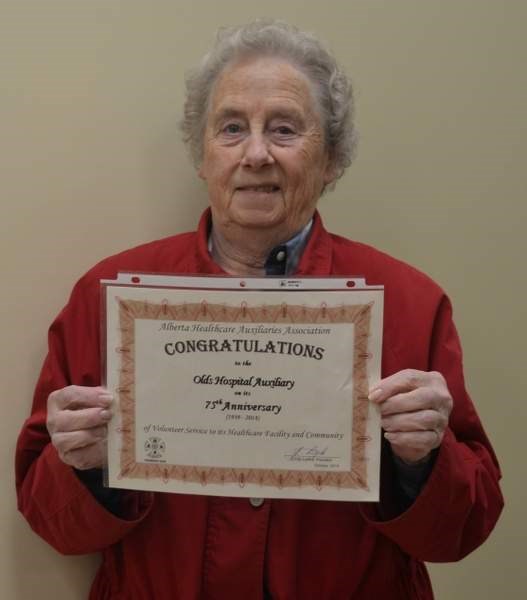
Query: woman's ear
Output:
[[323, 159, 338, 186]]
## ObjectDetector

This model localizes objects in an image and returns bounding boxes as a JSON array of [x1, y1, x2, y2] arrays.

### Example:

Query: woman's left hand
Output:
[[369, 369, 453, 463]]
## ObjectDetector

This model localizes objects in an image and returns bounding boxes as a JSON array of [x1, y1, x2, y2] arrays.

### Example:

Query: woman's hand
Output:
[[47, 385, 113, 470], [369, 369, 453, 464]]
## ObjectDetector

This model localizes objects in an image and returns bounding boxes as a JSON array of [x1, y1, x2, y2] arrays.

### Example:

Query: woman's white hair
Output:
[[181, 19, 357, 186]]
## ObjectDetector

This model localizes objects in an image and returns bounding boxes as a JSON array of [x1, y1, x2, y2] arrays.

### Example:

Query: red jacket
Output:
[[16, 210, 503, 599]]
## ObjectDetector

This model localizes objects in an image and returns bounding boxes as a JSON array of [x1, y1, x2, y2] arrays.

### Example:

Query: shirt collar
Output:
[[208, 219, 313, 276], [264, 219, 313, 276]]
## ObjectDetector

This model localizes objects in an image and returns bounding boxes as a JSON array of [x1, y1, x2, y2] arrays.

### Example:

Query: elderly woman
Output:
[[16, 20, 502, 600]]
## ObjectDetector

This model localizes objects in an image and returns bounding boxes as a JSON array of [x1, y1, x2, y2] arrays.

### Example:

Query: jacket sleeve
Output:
[[360, 295, 504, 562], [15, 273, 154, 555]]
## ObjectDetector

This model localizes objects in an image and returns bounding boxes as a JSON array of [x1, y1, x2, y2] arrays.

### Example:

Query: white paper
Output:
[[104, 275, 383, 501]]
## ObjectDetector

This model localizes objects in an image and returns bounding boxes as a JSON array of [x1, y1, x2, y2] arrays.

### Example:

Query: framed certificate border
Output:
[[104, 274, 384, 502]]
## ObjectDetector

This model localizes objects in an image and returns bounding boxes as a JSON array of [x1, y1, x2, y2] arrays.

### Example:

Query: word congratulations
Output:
[[164, 338, 325, 360]]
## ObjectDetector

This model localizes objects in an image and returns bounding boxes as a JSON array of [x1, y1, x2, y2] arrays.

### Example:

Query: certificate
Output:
[[103, 274, 383, 501]]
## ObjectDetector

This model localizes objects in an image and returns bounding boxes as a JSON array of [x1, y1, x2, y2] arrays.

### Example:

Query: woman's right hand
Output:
[[46, 385, 113, 470]]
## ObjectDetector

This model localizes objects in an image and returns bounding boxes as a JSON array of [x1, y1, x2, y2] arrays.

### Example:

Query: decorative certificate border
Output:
[[114, 299, 373, 492]]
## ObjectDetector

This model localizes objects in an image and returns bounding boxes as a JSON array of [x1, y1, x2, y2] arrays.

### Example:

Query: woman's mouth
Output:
[[237, 185, 280, 193]]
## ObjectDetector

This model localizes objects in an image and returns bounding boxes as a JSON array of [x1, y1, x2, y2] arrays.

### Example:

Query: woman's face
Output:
[[199, 56, 335, 239]]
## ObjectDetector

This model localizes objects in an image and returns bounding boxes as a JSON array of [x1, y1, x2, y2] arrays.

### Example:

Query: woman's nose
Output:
[[240, 133, 274, 169]]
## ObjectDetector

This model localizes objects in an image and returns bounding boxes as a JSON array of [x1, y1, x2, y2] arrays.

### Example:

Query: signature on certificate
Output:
[[284, 446, 339, 462]]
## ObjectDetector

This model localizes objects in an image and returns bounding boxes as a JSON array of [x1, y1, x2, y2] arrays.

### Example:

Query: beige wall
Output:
[[1, 1, 525, 597]]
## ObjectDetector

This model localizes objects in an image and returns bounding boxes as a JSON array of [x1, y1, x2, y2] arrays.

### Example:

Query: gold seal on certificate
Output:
[[103, 274, 383, 501]]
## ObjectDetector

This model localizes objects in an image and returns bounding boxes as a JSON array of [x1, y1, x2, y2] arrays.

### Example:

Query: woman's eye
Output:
[[222, 123, 242, 135], [274, 125, 296, 136]]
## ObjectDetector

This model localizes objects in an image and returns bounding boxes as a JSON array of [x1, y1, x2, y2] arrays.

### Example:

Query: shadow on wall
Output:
[[145, 123, 209, 238]]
